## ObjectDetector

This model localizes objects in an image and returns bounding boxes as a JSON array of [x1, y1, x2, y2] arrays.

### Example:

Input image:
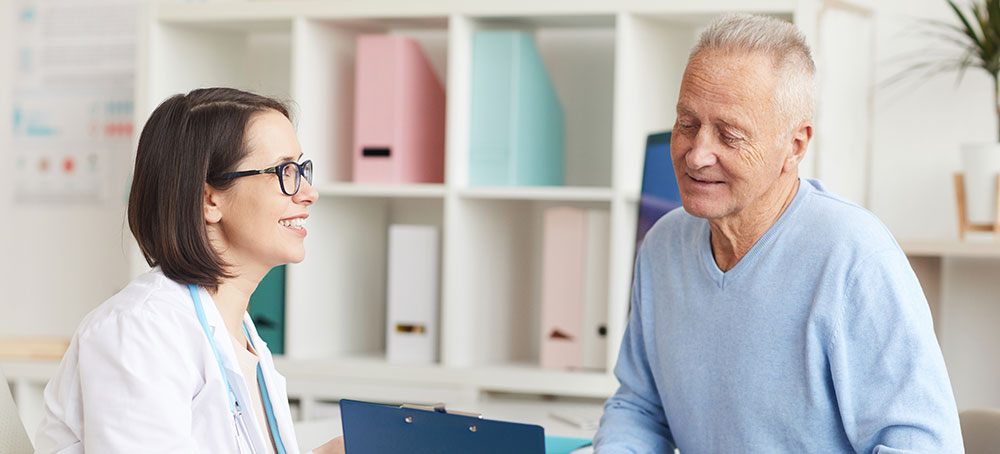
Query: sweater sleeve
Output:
[[593, 254, 675, 453], [830, 248, 963, 454]]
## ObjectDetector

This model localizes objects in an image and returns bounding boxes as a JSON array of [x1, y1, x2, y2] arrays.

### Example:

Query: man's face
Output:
[[671, 49, 798, 221]]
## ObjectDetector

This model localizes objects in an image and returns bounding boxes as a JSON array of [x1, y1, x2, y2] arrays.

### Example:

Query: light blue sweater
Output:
[[595, 179, 963, 453]]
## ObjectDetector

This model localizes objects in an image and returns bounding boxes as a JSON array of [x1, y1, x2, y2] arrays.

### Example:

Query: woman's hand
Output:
[[312, 436, 345, 454]]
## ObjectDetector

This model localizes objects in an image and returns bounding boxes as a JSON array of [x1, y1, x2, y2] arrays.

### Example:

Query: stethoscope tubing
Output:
[[189, 285, 287, 454]]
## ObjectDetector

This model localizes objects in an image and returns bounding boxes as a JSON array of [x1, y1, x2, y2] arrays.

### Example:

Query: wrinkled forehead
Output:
[[677, 50, 780, 124]]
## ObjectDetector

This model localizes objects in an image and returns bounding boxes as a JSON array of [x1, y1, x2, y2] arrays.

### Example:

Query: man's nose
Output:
[[685, 131, 718, 170]]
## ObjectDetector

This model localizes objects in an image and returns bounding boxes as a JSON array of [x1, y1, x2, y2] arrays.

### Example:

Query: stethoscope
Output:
[[189, 285, 287, 454]]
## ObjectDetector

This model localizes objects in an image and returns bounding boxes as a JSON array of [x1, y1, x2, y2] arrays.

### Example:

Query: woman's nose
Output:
[[295, 179, 318, 205]]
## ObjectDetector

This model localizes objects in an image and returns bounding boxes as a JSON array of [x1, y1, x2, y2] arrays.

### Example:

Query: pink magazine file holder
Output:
[[353, 35, 446, 184], [540, 207, 586, 370]]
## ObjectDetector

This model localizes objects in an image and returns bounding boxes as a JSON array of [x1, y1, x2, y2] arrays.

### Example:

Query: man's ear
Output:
[[204, 183, 223, 224], [784, 120, 813, 173]]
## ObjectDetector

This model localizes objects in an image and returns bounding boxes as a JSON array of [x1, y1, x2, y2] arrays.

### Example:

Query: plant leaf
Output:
[[949, 0, 986, 52], [920, 28, 988, 54], [955, 48, 980, 85], [970, 2, 996, 59], [988, 0, 1000, 46], [988, 0, 1000, 72], [880, 59, 973, 89], [882, 2, 999, 90]]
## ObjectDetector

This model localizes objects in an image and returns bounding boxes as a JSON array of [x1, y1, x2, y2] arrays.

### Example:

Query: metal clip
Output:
[[400, 403, 483, 418]]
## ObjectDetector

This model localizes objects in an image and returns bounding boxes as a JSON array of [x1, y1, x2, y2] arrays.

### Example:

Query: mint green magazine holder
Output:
[[469, 31, 564, 186], [248, 265, 286, 354]]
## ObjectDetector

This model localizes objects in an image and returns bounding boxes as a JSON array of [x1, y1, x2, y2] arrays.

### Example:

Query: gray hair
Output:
[[691, 13, 816, 125]]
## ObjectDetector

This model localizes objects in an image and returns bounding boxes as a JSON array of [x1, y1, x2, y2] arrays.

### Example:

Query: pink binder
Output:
[[540, 207, 587, 370], [353, 35, 446, 184]]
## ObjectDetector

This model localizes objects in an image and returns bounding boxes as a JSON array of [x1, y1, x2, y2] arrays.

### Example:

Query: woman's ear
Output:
[[204, 183, 223, 224]]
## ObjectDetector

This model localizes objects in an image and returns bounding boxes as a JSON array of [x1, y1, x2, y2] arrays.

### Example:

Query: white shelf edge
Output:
[[472, 363, 619, 398], [150, 0, 799, 24], [899, 240, 1000, 259], [272, 356, 616, 398], [315, 183, 447, 198], [457, 186, 614, 202], [2, 356, 617, 399]]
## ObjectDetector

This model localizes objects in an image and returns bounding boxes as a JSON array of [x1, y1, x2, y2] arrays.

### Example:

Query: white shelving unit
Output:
[[134, 0, 863, 411]]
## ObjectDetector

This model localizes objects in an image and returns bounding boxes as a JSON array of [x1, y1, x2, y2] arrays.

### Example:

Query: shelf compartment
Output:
[[441, 198, 613, 371], [286, 196, 444, 360], [143, 19, 293, 116], [447, 14, 616, 188], [292, 17, 450, 186]]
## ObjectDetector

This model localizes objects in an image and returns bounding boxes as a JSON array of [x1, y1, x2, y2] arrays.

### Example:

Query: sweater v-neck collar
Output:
[[699, 178, 811, 288]]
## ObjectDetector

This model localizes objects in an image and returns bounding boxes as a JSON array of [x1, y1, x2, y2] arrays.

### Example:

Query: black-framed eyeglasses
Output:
[[212, 160, 313, 196]]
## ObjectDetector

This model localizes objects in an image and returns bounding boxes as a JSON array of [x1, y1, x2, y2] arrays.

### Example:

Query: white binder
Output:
[[386, 225, 441, 364]]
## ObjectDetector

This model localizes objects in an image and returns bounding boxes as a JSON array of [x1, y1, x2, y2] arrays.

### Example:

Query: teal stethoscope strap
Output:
[[189, 285, 239, 415], [243, 324, 288, 454], [189, 285, 287, 454]]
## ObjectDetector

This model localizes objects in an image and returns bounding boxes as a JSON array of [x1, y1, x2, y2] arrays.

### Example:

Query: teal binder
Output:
[[469, 31, 564, 186], [248, 265, 285, 354]]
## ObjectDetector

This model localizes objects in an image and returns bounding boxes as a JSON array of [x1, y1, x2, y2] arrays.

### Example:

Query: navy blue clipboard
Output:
[[340, 399, 546, 454]]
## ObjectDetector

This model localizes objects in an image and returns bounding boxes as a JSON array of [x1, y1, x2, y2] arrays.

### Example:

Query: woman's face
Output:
[[211, 109, 318, 272]]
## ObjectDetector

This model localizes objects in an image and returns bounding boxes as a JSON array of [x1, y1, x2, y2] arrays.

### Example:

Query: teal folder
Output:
[[340, 399, 546, 453], [545, 436, 593, 453], [248, 265, 285, 354], [469, 31, 564, 186]]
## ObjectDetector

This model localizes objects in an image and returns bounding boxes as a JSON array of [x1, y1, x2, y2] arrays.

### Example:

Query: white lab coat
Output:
[[35, 268, 305, 454]]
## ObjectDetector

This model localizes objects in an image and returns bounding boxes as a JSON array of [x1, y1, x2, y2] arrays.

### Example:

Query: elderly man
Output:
[[594, 14, 963, 453]]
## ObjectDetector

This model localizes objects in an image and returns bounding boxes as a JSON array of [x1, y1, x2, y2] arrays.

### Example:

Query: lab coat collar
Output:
[[193, 286, 299, 453]]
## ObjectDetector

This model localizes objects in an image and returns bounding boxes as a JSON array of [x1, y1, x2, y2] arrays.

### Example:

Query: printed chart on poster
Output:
[[11, 0, 140, 203]]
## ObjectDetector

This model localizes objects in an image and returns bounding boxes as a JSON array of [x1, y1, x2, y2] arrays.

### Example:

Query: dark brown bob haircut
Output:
[[128, 87, 290, 291]]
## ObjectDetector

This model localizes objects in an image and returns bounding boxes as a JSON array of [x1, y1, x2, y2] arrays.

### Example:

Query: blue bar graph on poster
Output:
[[469, 31, 564, 186]]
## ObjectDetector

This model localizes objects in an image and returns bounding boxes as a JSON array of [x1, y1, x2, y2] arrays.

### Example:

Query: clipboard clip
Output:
[[400, 403, 483, 418]]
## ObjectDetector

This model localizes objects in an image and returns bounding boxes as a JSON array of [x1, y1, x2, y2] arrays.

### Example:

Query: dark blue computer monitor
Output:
[[635, 131, 682, 253]]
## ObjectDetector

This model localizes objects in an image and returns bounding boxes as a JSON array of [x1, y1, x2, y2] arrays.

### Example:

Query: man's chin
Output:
[[679, 196, 730, 220]]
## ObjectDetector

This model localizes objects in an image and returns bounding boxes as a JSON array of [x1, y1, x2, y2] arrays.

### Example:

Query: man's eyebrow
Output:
[[717, 119, 750, 137]]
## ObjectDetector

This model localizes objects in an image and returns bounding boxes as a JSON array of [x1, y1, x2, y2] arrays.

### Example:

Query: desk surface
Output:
[[293, 396, 602, 452]]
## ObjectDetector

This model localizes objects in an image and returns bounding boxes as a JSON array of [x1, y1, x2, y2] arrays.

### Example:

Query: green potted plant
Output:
[[894, 1, 1000, 231], [949, 0, 1000, 229]]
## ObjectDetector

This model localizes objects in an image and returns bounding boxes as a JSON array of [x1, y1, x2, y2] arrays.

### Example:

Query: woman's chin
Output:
[[286, 251, 306, 264]]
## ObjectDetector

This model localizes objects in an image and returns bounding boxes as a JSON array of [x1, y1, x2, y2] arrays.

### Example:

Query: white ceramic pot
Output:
[[961, 142, 1000, 225]]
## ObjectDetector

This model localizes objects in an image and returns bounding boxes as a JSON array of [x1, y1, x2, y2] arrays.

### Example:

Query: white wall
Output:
[[1, 0, 11, 295], [0, 2, 132, 337], [870, 0, 1000, 410]]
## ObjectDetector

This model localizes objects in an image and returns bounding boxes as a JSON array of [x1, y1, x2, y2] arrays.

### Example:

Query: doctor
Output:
[[35, 88, 345, 454]]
